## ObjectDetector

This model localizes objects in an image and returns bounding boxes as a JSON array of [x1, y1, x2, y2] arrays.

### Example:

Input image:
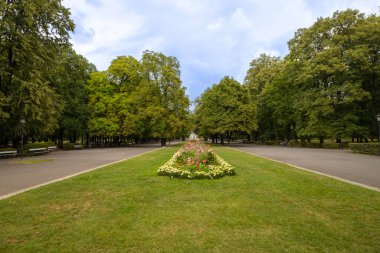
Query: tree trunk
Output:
[[161, 138, 167, 147], [85, 133, 89, 148], [336, 138, 343, 149], [319, 136, 324, 147], [221, 134, 224, 145], [58, 127, 64, 149]]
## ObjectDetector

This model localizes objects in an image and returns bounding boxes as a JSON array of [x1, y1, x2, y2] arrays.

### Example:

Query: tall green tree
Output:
[[107, 56, 143, 140], [140, 50, 190, 146], [195, 76, 257, 143], [287, 9, 376, 143], [244, 54, 286, 141], [0, 0, 74, 145], [53, 48, 96, 147], [86, 71, 118, 141]]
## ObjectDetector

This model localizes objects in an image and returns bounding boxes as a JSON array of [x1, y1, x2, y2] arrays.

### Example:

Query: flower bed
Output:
[[158, 141, 236, 179]]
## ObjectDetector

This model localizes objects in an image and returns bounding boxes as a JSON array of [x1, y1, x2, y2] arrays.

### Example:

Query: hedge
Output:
[[63, 143, 75, 150], [24, 142, 55, 149], [0, 147, 17, 152], [274, 141, 349, 149], [348, 143, 379, 155], [23, 142, 56, 155], [63, 143, 84, 150]]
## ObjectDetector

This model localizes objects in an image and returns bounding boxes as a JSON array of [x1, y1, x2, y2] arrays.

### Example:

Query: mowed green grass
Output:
[[0, 146, 379, 252]]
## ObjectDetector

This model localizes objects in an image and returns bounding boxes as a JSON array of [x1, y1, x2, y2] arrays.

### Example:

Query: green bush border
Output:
[[0, 147, 17, 152], [348, 143, 379, 155], [23, 142, 55, 155]]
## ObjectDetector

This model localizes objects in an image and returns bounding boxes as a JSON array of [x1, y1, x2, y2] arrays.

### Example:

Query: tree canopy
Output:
[[0, 0, 74, 144], [194, 76, 257, 143], [87, 51, 190, 146], [242, 9, 380, 144]]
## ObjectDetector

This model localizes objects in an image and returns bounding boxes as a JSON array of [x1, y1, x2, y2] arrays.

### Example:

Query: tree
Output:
[[87, 71, 118, 143], [287, 9, 375, 143], [140, 50, 190, 146], [244, 54, 285, 141], [0, 0, 74, 145], [195, 76, 257, 143], [244, 54, 282, 98], [107, 56, 143, 140], [53, 48, 96, 147]]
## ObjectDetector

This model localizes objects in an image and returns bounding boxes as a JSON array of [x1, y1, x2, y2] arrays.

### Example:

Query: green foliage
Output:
[[349, 143, 379, 155], [288, 9, 377, 140], [23, 142, 55, 155], [0, 147, 16, 152], [23, 142, 55, 149], [87, 51, 190, 144], [242, 9, 380, 143], [0, 0, 75, 143], [63, 142, 75, 150], [140, 51, 190, 141], [194, 76, 257, 140], [54, 48, 95, 145]]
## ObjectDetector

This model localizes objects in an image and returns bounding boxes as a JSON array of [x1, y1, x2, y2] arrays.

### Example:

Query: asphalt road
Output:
[[0, 144, 160, 199], [230, 144, 380, 190]]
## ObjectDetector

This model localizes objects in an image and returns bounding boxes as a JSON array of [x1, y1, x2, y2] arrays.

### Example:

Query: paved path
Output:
[[0, 144, 161, 199], [230, 144, 380, 191]]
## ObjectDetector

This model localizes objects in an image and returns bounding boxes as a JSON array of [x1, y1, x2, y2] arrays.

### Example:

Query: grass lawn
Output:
[[0, 146, 379, 252]]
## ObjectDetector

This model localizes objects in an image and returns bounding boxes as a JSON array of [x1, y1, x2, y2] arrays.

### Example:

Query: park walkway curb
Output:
[[0, 148, 161, 200], [227, 147, 380, 192]]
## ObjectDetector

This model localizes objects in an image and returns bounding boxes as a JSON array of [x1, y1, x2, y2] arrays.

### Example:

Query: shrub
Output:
[[286, 141, 348, 149], [0, 147, 16, 152], [63, 143, 75, 150], [349, 143, 379, 155], [24, 142, 55, 149], [23, 142, 55, 155]]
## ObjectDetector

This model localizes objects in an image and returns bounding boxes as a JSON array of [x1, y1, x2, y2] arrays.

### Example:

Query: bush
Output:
[[22, 142, 55, 155], [63, 143, 74, 150], [349, 143, 379, 155], [263, 141, 282, 146], [285, 141, 348, 149], [0, 147, 16, 152]]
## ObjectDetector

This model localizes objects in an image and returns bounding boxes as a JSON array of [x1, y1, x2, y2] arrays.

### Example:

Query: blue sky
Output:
[[62, 0, 378, 101]]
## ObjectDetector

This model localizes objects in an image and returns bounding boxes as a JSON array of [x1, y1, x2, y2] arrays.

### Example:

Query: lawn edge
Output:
[[0, 147, 164, 201], [225, 147, 380, 192]]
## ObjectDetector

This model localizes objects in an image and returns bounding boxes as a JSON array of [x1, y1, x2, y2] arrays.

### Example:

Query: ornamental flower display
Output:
[[157, 141, 236, 179]]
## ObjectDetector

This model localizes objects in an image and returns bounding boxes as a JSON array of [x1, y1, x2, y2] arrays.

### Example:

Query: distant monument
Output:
[[189, 132, 197, 141]]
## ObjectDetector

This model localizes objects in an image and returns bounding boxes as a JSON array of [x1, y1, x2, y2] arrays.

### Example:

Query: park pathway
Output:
[[0, 144, 161, 199], [230, 144, 380, 191]]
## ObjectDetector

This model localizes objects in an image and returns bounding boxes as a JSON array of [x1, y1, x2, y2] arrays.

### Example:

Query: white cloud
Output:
[[62, 0, 379, 100]]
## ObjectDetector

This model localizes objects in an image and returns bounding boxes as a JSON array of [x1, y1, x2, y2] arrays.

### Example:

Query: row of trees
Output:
[[0, 0, 190, 148], [195, 9, 380, 144], [87, 51, 190, 146]]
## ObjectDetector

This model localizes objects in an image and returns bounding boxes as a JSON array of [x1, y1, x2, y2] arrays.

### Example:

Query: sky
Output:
[[62, 0, 378, 101]]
